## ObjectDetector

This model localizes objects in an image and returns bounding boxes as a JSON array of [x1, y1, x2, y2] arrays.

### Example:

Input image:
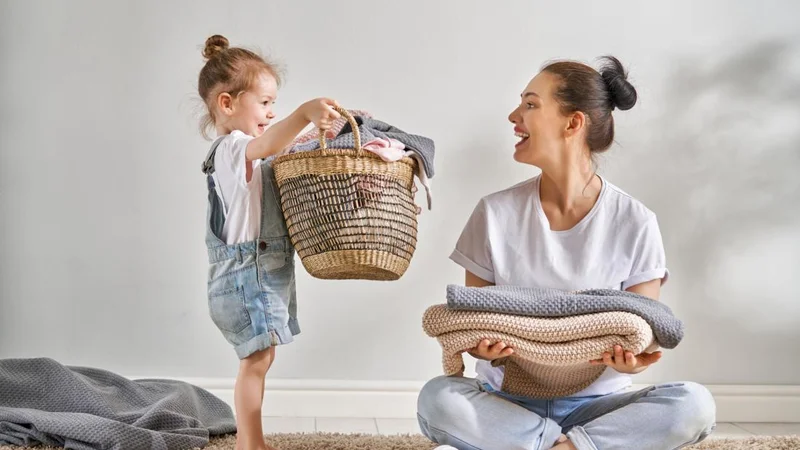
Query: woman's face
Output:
[[508, 71, 571, 168]]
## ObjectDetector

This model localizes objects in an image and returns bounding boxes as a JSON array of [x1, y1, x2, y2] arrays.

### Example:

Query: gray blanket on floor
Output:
[[289, 116, 436, 178], [446, 285, 684, 348], [0, 358, 236, 450]]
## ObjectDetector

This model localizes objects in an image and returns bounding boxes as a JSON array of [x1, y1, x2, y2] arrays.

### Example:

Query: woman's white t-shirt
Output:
[[449, 174, 669, 397]]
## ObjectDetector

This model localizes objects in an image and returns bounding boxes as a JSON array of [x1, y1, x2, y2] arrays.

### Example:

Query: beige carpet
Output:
[[209, 433, 800, 450], [208, 433, 800, 450], [2, 433, 799, 449]]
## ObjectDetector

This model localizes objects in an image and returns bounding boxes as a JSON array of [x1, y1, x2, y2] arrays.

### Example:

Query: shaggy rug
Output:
[[1, 433, 798, 449]]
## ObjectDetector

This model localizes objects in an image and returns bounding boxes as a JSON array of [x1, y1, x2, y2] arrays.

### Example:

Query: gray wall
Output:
[[1, 0, 798, 385]]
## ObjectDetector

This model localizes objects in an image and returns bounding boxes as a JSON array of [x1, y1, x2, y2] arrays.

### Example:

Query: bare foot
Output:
[[235, 437, 278, 450], [549, 434, 577, 450]]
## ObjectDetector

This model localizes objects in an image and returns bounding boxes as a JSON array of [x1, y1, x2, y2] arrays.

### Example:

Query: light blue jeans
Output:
[[417, 376, 716, 450]]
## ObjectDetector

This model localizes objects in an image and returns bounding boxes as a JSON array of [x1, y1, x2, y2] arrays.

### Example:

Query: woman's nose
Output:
[[508, 106, 519, 124]]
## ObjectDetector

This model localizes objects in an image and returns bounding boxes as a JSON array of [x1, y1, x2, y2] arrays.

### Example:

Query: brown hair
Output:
[[542, 56, 637, 153], [197, 35, 283, 138]]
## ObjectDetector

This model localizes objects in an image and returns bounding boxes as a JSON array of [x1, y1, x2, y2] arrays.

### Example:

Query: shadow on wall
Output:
[[619, 40, 800, 380]]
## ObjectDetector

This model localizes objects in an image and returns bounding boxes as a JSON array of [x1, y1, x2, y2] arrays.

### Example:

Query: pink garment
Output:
[[361, 139, 433, 211], [361, 138, 406, 161], [284, 109, 373, 153]]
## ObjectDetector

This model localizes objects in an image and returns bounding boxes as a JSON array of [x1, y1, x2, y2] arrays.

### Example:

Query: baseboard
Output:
[[703, 384, 800, 423], [191, 378, 423, 420], [146, 377, 800, 423]]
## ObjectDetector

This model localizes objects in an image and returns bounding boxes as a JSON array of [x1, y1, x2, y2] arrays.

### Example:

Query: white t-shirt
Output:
[[449, 174, 669, 397], [211, 131, 263, 245]]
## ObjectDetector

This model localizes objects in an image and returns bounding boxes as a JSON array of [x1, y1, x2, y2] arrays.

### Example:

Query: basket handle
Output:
[[318, 106, 363, 157]]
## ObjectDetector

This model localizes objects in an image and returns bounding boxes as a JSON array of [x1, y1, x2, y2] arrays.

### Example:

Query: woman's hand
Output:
[[467, 339, 514, 361], [590, 345, 662, 374]]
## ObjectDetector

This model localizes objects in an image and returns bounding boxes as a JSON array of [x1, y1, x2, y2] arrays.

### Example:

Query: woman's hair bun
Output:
[[599, 56, 637, 111]]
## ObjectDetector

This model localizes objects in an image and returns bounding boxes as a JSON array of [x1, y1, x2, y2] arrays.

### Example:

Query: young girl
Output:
[[197, 34, 340, 450]]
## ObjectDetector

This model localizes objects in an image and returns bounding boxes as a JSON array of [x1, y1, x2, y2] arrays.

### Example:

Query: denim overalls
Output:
[[201, 137, 300, 359]]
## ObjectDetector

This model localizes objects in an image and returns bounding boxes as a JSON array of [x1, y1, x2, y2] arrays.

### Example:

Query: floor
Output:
[[261, 418, 800, 439]]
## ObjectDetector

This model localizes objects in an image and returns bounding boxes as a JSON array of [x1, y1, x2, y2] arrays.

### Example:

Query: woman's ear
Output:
[[564, 110, 586, 138]]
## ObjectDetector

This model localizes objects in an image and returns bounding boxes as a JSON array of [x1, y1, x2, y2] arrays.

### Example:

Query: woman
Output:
[[416, 57, 716, 450]]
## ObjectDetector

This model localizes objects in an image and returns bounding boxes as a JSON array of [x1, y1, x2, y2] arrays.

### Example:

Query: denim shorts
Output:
[[206, 237, 300, 359]]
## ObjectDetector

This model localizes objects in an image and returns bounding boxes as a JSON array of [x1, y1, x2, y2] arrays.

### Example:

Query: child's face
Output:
[[225, 72, 278, 137]]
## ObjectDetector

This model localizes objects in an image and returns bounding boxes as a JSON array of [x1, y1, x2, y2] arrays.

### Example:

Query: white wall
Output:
[[1, 0, 799, 389]]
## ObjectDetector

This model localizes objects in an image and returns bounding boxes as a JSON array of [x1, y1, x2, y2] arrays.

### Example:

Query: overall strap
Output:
[[201, 136, 227, 175], [203, 136, 228, 241]]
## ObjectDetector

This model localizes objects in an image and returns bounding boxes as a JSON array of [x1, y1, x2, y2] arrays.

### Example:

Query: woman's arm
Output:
[[625, 278, 661, 300], [466, 270, 494, 288], [592, 278, 665, 373]]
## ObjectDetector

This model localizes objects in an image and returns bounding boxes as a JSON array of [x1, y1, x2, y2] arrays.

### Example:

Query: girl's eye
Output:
[[526, 103, 535, 109]]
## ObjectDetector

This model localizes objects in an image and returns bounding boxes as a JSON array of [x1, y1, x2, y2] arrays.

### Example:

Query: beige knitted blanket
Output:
[[422, 305, 658, 398]]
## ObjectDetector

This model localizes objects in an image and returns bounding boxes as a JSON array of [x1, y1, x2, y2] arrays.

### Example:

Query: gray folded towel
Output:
[[446, 284, 684, 348]]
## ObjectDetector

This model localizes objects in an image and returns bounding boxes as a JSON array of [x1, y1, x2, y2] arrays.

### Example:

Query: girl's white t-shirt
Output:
[[449, 174, 669, 397], [211, 131, 262, 245]]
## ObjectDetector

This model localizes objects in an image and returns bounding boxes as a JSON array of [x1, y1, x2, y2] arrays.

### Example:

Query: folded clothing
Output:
[[423, 305, 657, 398], [0, 358, 235, 450], [446, 285, 683, 348]]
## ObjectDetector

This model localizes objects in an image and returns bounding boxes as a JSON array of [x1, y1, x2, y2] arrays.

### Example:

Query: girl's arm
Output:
[[246, 98, 339, 161]]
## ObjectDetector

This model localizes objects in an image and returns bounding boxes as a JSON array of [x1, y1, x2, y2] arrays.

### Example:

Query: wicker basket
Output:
[[272, 107, 418, 280]]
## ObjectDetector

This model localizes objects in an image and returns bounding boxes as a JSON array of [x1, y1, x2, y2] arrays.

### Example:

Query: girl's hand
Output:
[[590, 345, 662, 374], [467, 339, 514, 361], [301, 98, 341, 130]]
